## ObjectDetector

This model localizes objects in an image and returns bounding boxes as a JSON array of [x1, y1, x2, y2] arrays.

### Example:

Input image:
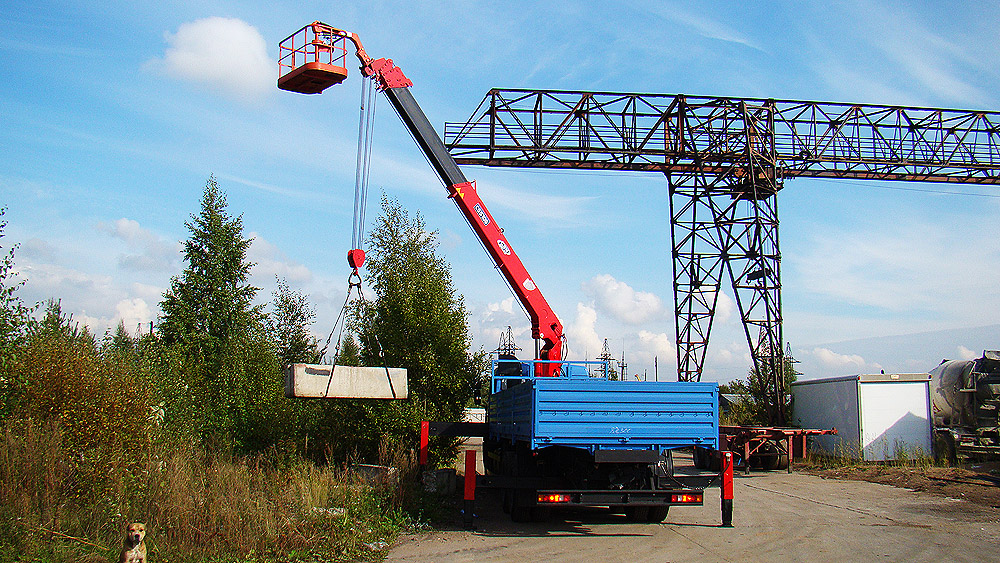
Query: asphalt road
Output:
[[387, 462, 1000, 563]]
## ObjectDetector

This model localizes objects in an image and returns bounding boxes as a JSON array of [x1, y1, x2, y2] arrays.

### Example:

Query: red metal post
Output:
[[463, 449, 476, 530], [721, 451, 734, 527], [419, 421, 429, 467]]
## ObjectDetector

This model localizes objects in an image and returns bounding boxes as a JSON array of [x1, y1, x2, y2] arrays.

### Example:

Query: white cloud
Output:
[[655, 8, 763, 52], [147, 17, 273, 104], [96, 218, 181, 273], [565, 303, 602, 360], [808, 347, 881, 374], [219, 174, 332, 201], [476, 179, 596, 224], [248, 233, 313, 284], [581, 274, 665, 325], [790, 219, 1000, 326], [860, 3, 989, 107], [473, 296, 531, 352], [19, 238, 57, 262], [17, 259, 161, 337], [957, 346, 980, 361], [636, 330, 675, 367], [115, 298, 153, 333], [714, 290, 736, 325]]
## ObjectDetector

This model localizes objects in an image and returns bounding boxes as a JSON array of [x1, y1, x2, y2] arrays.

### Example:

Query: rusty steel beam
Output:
[[444, 89, 1000, 425], [445, 89, 1000, 185]]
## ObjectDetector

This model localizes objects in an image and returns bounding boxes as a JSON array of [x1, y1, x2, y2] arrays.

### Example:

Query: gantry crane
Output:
[[444, 89, 1000, 425]]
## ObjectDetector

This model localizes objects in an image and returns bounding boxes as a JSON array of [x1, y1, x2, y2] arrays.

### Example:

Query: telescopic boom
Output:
[[278, 22, 565, 375]]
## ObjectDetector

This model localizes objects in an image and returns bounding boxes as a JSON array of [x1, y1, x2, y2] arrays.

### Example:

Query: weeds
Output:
[[0, 418, 438, 563], [799, 437, 942, 471]]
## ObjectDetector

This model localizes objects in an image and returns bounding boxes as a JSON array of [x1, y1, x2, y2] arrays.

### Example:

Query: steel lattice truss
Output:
[[444, 89, 1000, 425]]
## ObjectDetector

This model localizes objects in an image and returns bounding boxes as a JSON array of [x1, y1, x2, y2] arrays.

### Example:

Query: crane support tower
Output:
[[444, 89, 1000, 425]]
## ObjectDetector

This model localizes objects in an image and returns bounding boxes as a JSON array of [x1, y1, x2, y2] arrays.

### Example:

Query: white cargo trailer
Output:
[[791, 373, 932, 461]]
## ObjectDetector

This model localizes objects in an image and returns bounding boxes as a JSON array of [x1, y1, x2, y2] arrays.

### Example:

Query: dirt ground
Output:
[[803, 460, 1000, 510], [388, 458, 1000, 563]]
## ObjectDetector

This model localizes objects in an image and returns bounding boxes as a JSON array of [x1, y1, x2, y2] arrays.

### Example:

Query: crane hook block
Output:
[[348, 248, 365, 269]]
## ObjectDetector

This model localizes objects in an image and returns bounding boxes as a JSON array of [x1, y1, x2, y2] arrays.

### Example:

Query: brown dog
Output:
[[119, 523, 146, 563]]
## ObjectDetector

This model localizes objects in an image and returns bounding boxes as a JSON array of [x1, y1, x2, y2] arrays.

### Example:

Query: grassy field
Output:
[[0, 419, 449, 563]]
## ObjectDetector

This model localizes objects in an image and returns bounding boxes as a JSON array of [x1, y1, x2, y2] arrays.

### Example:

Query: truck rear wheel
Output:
[[509, 488, 533, 522], [624, 506, 649, 522], [530, 505, 551, 522], [511, 503, 532, 522], [646, 506, 670, 523]]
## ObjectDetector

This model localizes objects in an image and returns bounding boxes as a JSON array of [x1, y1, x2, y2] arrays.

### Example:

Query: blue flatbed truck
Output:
[[483, 359, 719, 522]]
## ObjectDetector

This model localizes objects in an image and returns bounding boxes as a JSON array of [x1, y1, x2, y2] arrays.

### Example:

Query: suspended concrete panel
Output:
[[284, 364, 407, 399]]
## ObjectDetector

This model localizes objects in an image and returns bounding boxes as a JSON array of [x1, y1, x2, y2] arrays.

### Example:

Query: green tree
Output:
[[0, 207, 30, 419], [721, 348, 799, 426], [159, 176, 261, 357], [346, 196, 483, 461], [15, 300, 155, 517], [335, 333, 362, 366], [268, 277, 320, 365], [157, 177, 286, 451]]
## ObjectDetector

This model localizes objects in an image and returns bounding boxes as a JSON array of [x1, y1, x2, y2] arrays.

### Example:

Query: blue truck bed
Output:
[[489, 372, 719, 453]]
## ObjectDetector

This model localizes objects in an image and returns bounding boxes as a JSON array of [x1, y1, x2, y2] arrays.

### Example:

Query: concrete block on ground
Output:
[[422, 468, 456, 494], [284, 363, 408, 399]]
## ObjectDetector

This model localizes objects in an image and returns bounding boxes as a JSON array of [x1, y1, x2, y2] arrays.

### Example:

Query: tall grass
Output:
[[801, 438, 939, 470], [0, 419, 420, 562], [0, 306, 435, 563]]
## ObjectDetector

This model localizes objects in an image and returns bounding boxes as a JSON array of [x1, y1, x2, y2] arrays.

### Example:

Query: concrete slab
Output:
[[284, 363, 407, 399]]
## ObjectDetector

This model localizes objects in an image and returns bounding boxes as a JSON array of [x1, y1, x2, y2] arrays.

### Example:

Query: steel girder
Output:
[[444, 89, 1000, 424], [445, 89, 1000, 183]]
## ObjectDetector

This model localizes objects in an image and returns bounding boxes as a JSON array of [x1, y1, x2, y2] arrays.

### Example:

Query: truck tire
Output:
[[775, 452, 790, 471], [530, 505, 551, 522], [511, 504, 532, 522], [646, 506, 669, 523], [934, 432, 957, 466], [624, 506, 649, 522], [510, 492, 534, 523]]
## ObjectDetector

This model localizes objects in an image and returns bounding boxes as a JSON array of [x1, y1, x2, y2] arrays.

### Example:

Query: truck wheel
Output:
[[775, 452, 790, 471], [934, 433, 957, 466], [708, 450, 722, 472], [511, 505, 531, 522], [756, 443, 779, 470], [646, 506, 669, 523], [502, 489, 512, 514], [624, 506, 649, 522], [510, 489, 535, 523], [531, 505, 551, 522]]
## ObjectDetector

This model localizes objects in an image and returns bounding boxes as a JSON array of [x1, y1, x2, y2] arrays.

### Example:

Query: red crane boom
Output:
[[278, 22, 564, 375]]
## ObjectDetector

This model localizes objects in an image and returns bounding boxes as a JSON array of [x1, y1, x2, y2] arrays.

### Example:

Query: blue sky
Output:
[[3, 1, 1000, 382]]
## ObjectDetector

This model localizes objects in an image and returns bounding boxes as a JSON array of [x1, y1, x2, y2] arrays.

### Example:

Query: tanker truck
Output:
[[930, 350, 1000, 462]]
